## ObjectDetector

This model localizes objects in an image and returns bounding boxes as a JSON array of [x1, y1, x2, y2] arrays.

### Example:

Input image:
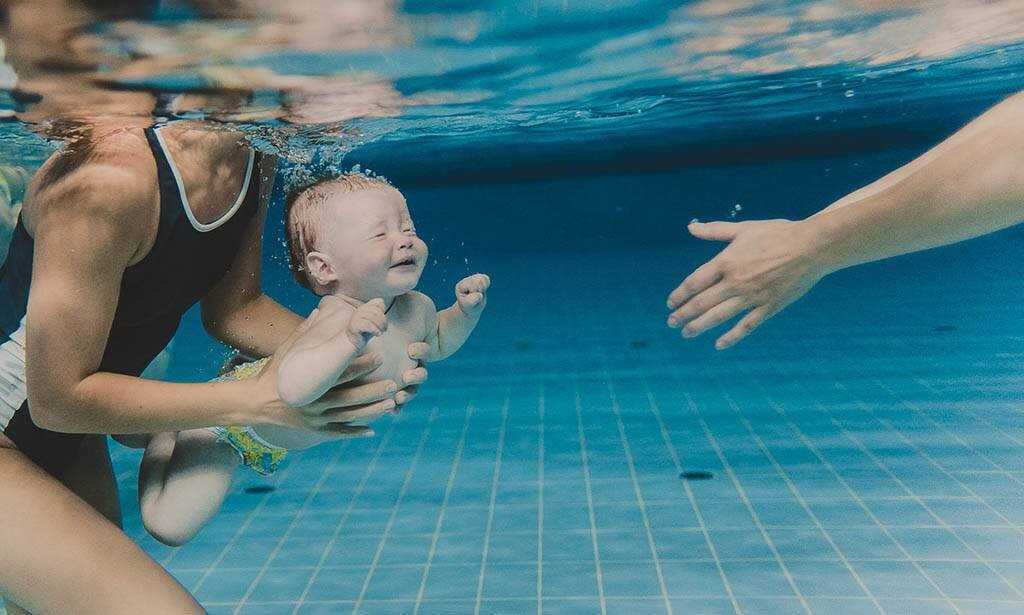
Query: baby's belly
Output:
[[359, 326, 419, 386]]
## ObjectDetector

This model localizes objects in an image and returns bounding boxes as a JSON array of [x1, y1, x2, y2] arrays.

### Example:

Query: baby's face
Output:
[[318, 187, 428, 300]]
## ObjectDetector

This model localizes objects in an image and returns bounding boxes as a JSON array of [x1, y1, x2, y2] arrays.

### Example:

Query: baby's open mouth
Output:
[[390, 257, 417, 268]]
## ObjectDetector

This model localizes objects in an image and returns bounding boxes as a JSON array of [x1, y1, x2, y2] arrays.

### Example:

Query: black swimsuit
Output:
[[0, 126, 262, 476]]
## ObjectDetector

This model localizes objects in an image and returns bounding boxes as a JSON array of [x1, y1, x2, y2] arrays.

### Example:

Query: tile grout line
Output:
[[536, 382, 545, 615], [232, 438, 354, 613], [411, 400, 478, 614], [603, 375, 674, 615], [638, 379, 743, 614], [473, 393, 511, 615], [289, 417, 403, 614], [573, 376, 607, 615], [351, 407, 440, 614], [695, 414, 814, 615], [761, 349, 966, 613], [736, 415, 886, 614]]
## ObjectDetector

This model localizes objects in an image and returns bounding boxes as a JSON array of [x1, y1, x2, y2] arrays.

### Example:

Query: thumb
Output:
[[366, 298, 386, 310]]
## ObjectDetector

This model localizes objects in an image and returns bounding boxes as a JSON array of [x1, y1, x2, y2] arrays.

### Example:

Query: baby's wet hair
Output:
[[284, 171, 395, 294]]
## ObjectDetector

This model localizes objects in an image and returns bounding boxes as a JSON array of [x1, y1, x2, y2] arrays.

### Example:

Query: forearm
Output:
[[430, 306, 479, 361], [205, 294, 303, 357], [277, 336, 360, 407], [806, 94, 1024, 272], [33, 372, 262, 434]]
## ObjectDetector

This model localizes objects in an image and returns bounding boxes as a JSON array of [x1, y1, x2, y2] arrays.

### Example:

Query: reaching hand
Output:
[[667, 219, 827, 349], [455, 273, 490, 318], [346, 298, 388, 350]]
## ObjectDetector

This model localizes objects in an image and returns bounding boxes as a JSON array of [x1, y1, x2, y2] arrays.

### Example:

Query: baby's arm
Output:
[[138, 429, 239, 546], [425, 274, 490, 361], [276, 298, 387, 407]]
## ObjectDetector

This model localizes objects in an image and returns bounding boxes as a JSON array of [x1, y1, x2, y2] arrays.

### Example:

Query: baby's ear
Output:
[[304, 251, 338, 288]]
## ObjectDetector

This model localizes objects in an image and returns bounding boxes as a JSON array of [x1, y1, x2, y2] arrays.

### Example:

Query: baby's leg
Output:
[[138, 429, 239, 546], [252, 424, 333, 451]]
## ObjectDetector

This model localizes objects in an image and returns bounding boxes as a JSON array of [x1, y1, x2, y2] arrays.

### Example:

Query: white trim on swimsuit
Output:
[[151, 125, 256, 233], [0, 316, 28, 431]]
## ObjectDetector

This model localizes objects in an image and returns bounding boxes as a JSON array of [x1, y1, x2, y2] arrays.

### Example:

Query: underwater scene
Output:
[[3, 1, 1024, 614]]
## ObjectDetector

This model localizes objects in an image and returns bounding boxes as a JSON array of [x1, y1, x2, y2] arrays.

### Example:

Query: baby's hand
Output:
[[346, 298, 388, 350], [455, 273, 490, 318]]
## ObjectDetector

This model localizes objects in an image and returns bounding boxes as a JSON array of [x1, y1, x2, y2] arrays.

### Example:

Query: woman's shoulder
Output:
[[24, 128, 159, 232]]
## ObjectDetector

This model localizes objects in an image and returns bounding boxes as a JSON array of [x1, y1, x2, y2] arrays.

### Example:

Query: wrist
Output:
[[795, 216, 845, 276], [455, 302, 483, 321], [223, 376, 282, 427]]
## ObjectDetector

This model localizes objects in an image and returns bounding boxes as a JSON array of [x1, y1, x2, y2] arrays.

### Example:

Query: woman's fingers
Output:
[[681, 297, 747, 338], [716, 305, 773, 350], [668, 283, 734, 327], [394, 385, 419, 408], [667, 261, 722, 310], [337, 352, 383, 382], [317, 422, 376, 438], [319, 398, 396, 423], [407, 341, 430, 362], [400, 366, 428, 386], [314, 378, 397, 410]]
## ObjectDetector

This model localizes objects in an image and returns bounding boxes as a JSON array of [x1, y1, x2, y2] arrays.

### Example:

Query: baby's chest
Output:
[[360, 320, 422, 385]]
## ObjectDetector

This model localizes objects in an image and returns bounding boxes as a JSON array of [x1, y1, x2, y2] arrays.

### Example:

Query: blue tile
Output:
[[482, 564, 536, 599], [421, 564, 482, 601], [304, 568, 370, 601], [542, 531, 596, 563], [919, 561, 1021, 601], [604, 598, 668, 614], [719, 561, 796, 598], [785, 560, 867, 598], [247, 568, 313, 603], [660, 561, 727, 597], [600, 562, 662, 598], [852, 562, 944, 599], [193, 568, 261, 603], [362, 565, 426, 600], [542, 563, 599, 598], [597, 529, 653, 562], [669, 598, 735, 614]]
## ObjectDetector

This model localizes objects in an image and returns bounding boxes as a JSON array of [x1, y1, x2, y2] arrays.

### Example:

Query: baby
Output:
[[137, 172, 490, 546]]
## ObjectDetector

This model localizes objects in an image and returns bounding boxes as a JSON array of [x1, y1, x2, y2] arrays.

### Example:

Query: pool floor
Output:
[[93, 239, 1024, 615]]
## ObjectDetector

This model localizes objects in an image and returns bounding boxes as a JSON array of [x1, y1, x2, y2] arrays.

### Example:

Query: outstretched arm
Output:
[[425, 274, 490, 361], [667, 91, 1024, 349]]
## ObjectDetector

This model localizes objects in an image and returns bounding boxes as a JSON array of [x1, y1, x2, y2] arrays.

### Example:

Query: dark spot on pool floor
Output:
[[513, 339, 533, 350], [933, 324, 958, 332], [680, 471, 714, 481], [630, 339, 649, 349], [244, 485, 276, 494]]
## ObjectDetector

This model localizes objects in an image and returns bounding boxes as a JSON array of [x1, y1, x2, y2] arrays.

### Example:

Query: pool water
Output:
[[100, 149, 1024, 614], [4, 1, 1024, 613]]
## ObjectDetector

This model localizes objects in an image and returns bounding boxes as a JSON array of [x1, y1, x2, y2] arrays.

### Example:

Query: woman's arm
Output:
[[24, 165, 394, 434], [200, 156, 303, 357], [666, 91, 1024, 349]]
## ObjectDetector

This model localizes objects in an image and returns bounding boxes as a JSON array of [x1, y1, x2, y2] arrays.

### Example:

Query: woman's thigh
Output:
[[0, 433, 203, 615], [57, 434, 122, 527]]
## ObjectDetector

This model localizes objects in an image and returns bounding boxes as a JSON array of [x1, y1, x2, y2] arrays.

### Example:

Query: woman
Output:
[[0, 120, 426, 614], [667, 91, 1024, 349]]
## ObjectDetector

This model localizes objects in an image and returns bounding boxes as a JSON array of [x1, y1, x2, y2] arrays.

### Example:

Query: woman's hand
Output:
[[248, 309, 426, 435], [666, 219, 829, 349]]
